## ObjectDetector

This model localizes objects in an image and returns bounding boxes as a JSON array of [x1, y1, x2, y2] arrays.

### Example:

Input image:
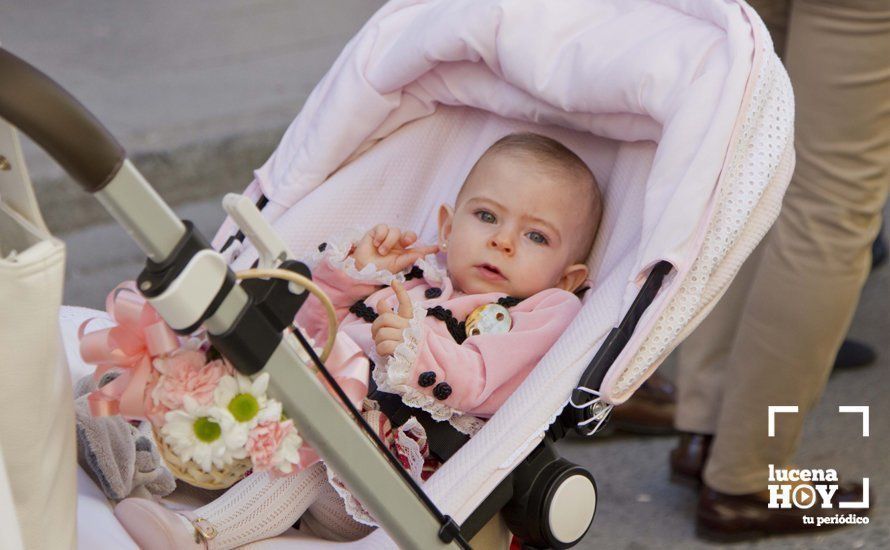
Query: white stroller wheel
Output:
[[545, 471, 597, 547], [501, 440, 597, 549]]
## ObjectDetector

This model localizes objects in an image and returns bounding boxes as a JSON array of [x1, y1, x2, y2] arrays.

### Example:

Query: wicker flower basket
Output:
[[153, 427, 252, 490]]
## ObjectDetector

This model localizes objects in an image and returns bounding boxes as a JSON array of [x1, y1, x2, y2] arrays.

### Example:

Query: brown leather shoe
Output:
[[696, 482, 871, 542], [610, 371, 677, 435], [669, 432, 711, 487]]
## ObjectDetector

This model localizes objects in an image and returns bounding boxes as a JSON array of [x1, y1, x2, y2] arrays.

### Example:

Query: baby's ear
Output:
[[557, 263, 589, 293], [437, 204, 454, 246]]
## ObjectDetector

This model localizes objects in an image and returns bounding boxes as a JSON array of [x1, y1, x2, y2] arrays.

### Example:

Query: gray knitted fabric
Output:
[[74, 373, 176, 501]]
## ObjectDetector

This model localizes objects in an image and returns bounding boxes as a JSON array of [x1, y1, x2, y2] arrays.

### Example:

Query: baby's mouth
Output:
[[475, 263, 507, 281]]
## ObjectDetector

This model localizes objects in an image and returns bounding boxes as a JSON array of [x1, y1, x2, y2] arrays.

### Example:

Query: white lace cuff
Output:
[[415, 253, 448, 285], [306, 227, 406, 286], [448, 414, 486, 436], [326, 467, 378, 527], [371, 303, 472, 426]]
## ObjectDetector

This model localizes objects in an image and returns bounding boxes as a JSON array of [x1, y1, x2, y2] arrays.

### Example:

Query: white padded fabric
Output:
[[215, 0, 759, 284]]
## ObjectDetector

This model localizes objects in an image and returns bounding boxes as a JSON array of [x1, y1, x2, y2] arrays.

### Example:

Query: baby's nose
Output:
[[490, 236, 513, 254]]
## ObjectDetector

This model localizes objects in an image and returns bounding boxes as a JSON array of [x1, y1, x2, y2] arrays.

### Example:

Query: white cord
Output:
[[235, 267, 338, 363], [569, 386, 613, 434]]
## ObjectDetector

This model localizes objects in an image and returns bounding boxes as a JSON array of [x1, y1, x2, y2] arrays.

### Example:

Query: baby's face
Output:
[[439, 152, 591, 298]]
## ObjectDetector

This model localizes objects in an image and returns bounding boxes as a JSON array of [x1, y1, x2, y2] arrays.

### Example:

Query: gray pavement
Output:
[[2, 0, 385, 232], [6, 1, 888, 548]]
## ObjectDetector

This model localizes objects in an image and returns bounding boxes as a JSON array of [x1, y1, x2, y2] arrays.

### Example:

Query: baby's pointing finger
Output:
[[392, 281, 413, 319], [415, 244, 439, 256]]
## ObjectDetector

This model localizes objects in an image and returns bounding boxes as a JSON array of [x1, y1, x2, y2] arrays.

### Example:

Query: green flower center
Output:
[[193, 417, 221, 443], [228, 393, 260, 423]]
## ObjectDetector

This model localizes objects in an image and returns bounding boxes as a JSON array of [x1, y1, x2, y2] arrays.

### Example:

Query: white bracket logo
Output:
[[838, 406, 869, 437], [767, 405, 870, 512], [768, 405, 798, 437]]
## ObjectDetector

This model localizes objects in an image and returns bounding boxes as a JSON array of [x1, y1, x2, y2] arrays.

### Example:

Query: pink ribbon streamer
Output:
[[286, 332, 371, 473], [79, 281, 180, 419], [316, 333, 371, 410]]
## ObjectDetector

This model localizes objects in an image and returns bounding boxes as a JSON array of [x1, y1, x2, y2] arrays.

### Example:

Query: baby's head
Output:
[[437, 132, 603, 298]]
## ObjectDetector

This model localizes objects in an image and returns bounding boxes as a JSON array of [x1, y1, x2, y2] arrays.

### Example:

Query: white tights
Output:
[[193, 464, 373, 549]]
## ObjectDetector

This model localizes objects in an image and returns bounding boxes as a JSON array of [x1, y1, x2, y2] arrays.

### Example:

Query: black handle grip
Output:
[[0, 47, 125, 192]]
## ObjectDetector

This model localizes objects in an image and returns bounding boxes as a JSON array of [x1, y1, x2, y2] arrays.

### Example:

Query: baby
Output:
[[115, 132, 603, 548]]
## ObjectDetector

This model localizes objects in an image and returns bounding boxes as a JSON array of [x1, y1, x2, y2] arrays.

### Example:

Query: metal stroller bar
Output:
[[0, 47, 467, 549]]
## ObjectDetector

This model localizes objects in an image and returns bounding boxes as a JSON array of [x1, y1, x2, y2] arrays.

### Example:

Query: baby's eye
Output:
[[527, 231, 548, 245], [475, 210, 496, 224]]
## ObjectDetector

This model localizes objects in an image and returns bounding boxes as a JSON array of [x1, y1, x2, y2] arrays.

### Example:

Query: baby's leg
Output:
[[117, 463, 328, 550], [300, 476, 375, 542], [195, 463, 327, 548]]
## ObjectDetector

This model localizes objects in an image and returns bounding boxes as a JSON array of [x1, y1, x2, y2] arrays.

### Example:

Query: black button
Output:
[[317, 242, 328, 252], [425, 287, 442, 299], [405, 266, 425, 280], [418, 371, 436, 387], [433, 382, 452, 401]]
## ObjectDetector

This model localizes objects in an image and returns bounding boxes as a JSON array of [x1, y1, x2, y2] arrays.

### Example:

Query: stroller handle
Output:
[[0, 47, 125, 193]]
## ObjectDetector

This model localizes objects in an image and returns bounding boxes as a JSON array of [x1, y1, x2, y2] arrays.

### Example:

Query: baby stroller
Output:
[[0, 0, 793, 547]]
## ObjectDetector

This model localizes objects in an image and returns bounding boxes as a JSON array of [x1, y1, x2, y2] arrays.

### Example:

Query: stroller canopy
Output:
[[209, 0, 793, 539], [226, 0, 760, 279]]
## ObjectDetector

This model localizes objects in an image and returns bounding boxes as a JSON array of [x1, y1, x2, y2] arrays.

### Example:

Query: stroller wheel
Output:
[[544, 469, 597, 547], [503, 441, 597, 548]]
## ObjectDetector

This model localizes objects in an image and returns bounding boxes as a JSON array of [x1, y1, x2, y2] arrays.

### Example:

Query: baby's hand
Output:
[[372, 281, 414, 357], [352, 224, 438, 273]]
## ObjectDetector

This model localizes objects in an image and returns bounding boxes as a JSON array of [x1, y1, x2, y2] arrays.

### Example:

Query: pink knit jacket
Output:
[[295, 231, 582, 434]]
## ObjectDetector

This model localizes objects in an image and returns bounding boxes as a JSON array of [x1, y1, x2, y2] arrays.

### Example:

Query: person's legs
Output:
[[672, 0, 788, 442], [674, 243, 765, 435], [703, 0, 890, 494]]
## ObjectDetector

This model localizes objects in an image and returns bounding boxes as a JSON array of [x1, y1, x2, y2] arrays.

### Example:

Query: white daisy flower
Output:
[[161, 396, 247, 472], [272, 427, 303, 475], [214, 372, 281, 429]]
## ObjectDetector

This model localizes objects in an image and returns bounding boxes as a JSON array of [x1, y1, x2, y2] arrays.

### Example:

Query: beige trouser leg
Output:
[[675, 0, 890, 494]]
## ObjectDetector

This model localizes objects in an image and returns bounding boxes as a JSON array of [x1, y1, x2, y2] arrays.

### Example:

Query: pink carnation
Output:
[[143, 376, 169, 427], [151, 350, 227, 411], [247, 420, 297, 474]]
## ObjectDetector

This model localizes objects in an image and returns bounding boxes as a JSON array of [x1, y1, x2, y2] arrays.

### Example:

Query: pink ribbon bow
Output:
[[79, 281, 181, 419]]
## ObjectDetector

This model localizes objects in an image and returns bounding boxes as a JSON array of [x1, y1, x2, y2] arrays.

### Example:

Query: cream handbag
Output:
[[0, 121, 75, 549]]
